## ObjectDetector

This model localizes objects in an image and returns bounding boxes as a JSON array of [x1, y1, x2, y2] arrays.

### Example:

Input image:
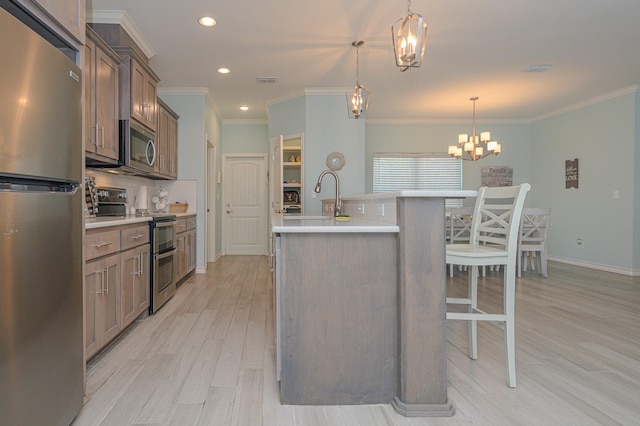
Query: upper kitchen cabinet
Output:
[[85, 27, 120, 162], [10, 0, 85, 51], [31, 0, 84, 42], [89, 24, 160, 132], [157, 98, 179, 179], [129, 57, 158, 131]]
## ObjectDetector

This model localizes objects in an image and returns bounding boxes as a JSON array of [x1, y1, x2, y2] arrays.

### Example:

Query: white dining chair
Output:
[[447, 207, 474, 277], [446, 183, 530, 388], [517, 207, 551, 278]]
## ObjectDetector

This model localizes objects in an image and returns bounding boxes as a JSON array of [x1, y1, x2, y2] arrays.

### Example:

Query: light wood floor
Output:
[[73, 256, 640, 426]]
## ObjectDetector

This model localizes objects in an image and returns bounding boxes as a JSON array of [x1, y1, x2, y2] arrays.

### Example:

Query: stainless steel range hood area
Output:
[[86, 119, 157, 177]]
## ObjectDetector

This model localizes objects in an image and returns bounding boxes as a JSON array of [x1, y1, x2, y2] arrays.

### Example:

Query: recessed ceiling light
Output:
[[198, 16, 217, 27], [239, 106, 250, 111], [522, 64, 552, 73], [217, 67, 230, 74]]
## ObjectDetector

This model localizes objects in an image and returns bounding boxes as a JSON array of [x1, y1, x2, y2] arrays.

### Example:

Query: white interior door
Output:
[[223, 154, 267, 255]]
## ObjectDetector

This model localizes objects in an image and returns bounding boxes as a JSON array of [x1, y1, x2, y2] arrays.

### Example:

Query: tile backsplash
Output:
[[87, 170, 197, 214]]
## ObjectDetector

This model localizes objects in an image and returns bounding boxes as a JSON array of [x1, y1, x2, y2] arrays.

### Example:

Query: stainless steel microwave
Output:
[[121, 119, 156, 174], [85, 119, 157, 176]]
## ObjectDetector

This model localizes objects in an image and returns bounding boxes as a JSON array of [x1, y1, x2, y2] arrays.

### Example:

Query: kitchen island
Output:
[[271, 190, 476, 417]]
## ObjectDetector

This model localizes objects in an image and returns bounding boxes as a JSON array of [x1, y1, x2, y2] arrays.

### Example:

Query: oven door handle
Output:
[[155, 248, 176, 260], [154, 220, 176, 229]]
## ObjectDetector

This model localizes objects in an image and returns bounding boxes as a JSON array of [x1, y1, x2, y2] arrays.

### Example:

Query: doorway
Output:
[[207, 141, 217, 262], [222, 154, 268, 255]]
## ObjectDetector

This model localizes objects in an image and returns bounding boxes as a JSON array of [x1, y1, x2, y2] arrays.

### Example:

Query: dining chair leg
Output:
[[504, 265, 517, 388], [468, 265, 479, 360], [540, 250, 548, 278], [517, 250, 523, 277]]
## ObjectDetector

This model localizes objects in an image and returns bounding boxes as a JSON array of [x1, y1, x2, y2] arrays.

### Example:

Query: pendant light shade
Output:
[[346, 41, 370, 119], [392, 0, 427, 71]]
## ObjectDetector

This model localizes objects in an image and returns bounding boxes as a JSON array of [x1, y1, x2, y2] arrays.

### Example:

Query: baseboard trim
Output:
[[548, 256, 638, 276]]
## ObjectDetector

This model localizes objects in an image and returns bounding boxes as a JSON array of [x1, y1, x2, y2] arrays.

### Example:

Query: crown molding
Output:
[[266, 90, 305, 107], [532, 85, 640, 122], [304, 87, 350, 96], [88, 10, 156, 59], [366, 118, 530, 125]]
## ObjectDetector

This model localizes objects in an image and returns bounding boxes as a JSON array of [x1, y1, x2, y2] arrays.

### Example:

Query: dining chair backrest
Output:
[[449, 207, 474, 243], [519, 207, 551, 246], [469, 184, 531, 262]]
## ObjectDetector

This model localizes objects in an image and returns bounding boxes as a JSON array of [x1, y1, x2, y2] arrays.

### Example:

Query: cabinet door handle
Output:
[[100, 126, 105, 148], [138, 253, 143, 275], [131, 234, 144, 240], [94, 125, 99, 147], [104, 267, 109, 294], [92, 241, 113, 248]]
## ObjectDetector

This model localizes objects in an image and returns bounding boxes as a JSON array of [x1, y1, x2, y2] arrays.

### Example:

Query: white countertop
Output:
[[342, 190, 477, 201], [272, 215, 399, 233], [85, 216, 152, 229]]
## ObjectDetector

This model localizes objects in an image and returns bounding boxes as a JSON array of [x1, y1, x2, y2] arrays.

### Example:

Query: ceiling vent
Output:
[[522, 64, 552, 73], [256, 77, 279, 83]]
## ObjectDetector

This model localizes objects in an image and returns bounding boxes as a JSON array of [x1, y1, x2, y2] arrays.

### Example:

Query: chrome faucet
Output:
[[314, 170, 341, 216]]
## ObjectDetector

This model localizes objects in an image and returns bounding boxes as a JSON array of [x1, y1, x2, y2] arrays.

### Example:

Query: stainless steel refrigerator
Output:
[[0, 6, 84, 425]]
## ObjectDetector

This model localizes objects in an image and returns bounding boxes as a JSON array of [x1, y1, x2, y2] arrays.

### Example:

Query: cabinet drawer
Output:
[[85, 229, 121, 260], [186, 216, 196, 231], [175, 218, 187, 234], [121, 224, 150, 251]]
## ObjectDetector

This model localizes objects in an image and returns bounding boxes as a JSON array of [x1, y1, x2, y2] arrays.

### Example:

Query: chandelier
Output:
[[448, 97, 501, 161], [346, 40, 369, 119], [391, 0, 428, 71]]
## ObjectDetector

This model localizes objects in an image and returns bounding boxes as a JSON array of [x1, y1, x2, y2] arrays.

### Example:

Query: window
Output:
[[373, 152, 463, 207]]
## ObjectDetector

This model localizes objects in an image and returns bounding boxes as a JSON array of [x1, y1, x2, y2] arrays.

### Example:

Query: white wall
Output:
[[364, 121, 532, 196], [231, 87, 640, 274], [304, 93, 365, 215], [159, 90, 222, 270], [532, 90, 638, 274]]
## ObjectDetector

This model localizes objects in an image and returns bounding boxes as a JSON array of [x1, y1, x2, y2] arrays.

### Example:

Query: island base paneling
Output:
[[279, 232, 398, 405]]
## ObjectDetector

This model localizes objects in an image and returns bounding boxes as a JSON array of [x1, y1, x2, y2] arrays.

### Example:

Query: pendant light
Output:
[[346, 40, 369, 119], [448, 97, 501, 161], [392, 0, 428, 71]]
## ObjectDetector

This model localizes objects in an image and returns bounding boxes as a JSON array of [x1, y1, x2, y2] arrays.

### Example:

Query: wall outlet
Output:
[[577, 238, 584, 247], [358, 203, 365, 215], [377, 204, 385, 217]]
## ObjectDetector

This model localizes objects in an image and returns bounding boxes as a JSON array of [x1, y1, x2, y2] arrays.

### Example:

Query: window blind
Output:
[[373, 152, 463, 207]]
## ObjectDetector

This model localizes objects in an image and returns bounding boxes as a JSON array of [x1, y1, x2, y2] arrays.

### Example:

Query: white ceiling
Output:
[[88, 0, 640, 122]]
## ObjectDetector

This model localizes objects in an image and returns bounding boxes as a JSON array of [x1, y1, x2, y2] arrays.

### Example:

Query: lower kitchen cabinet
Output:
[[85, 222, 150, 361], [120, 244, 150, 329], [84, 252, 121, 360], [175, 215, 196, 284]]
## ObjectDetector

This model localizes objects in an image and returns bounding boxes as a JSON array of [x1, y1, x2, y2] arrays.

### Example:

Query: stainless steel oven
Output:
[[150, 215, 176, 313]]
